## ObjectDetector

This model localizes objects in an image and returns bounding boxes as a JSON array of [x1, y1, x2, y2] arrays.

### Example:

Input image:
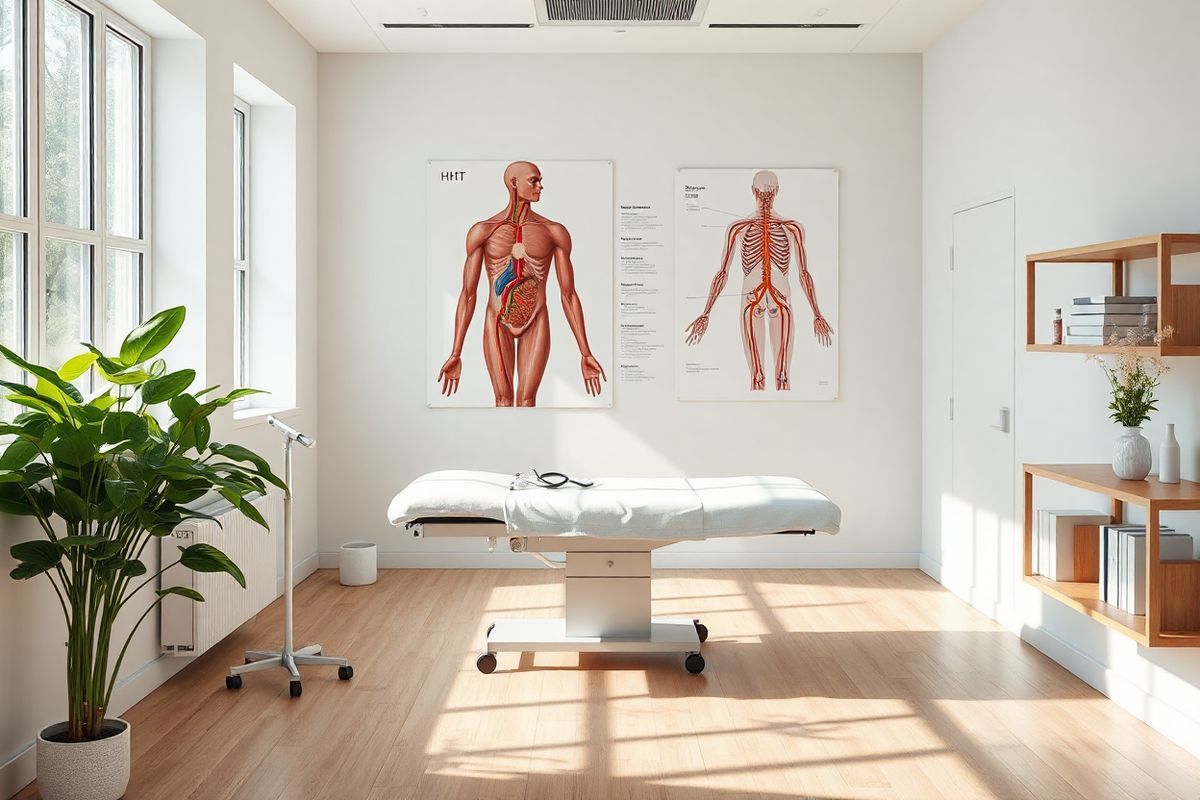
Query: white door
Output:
[[948, 196, 1016, 617]]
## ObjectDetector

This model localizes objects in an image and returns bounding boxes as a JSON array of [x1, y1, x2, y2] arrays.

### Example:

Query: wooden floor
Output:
[[18, 568, 1200, 799]]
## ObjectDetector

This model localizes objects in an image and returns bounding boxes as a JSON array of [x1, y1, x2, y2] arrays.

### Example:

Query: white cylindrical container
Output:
[[340, 542, 378, 586], [1160, 423, 1181, 484]]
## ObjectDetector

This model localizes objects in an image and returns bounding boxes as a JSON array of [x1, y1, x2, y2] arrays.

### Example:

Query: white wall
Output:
[[317, 53, 923, 569], [923, 0, 1200, 757], [0, 1, 317, 795]]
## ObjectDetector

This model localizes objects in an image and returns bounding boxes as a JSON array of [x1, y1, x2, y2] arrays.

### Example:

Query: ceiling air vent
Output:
[[537, 0, 709, 26], [708, 23, 863, 29]]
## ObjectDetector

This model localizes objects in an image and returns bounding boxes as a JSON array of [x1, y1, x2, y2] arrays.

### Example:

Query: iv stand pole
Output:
[[225, 417, 353, 698]]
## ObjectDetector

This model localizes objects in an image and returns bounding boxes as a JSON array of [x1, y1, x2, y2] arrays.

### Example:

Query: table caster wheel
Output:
[[290, 681, 302, 698], [225, 675, 242, 690], [476, 653, 497, 674], [685, 653, 705, 675], [694, 621, 709, 643], [338, 665, 354, 681]]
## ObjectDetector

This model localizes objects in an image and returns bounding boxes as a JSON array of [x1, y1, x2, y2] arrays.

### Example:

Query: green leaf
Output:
[[120, 306, 186, 366], [178, 542, 246, 588], [169, 393, 199, 422], [0, 470, 22, 483], [58, 352, 98, 381], [0, 343, 84, 404], [57, 535, 107, 548], [50, 433, 97, 467], [52, 486, 88, 523], [156, 585, 204, 602], [6, 395, 63, 421], [210, 443, 286, 492], [121, 560, 148, 578], [101, 411, 148, 445], [194, 418, 211, 453], [141, 369, 196, 405], [0, 439, 38, 470], [102, 368, 151, 386], [9, 540, 62, 578], [219, 488, 269, 530], [147, 358, 167, 378], [104, 479, 142, 511]]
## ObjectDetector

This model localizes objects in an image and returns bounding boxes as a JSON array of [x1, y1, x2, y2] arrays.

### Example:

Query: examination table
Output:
[[388, 470, 841, 674]]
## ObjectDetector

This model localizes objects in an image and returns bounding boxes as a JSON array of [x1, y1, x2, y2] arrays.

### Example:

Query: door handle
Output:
[[991, 407, 1011, 433]]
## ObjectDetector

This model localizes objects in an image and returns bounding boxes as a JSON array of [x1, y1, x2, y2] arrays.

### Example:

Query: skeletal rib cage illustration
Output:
[[689, 170, 831, 392]]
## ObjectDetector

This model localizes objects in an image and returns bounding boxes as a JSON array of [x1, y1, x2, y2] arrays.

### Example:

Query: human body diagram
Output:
[[684, 170, 833, 391], [437, 161, 606, 407]]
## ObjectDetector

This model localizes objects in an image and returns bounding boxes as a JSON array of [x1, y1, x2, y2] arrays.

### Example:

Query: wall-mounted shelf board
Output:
[[1024, 464, 1200, 647], [1026, 233, 1200, 356]]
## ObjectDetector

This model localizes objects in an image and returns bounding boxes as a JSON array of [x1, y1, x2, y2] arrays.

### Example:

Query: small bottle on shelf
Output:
[[1051, 307, 1063, 345]]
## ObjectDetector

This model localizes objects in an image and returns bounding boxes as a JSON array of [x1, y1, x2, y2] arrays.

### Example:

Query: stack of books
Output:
[[1035, 510, 1110, 580], [1066, 296, 1157, 345], [1099, 524, 1194, 614]]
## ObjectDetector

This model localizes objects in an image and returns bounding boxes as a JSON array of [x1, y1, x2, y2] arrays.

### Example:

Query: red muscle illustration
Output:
[[437, 161, 606, 407]]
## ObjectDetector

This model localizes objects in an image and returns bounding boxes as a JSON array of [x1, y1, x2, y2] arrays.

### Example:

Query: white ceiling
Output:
[[267, 0, 983, 54]]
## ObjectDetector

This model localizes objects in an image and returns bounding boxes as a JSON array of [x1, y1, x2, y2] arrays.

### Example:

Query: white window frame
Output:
[[233, 95, 249, 393], [0, 0, 150, 401]]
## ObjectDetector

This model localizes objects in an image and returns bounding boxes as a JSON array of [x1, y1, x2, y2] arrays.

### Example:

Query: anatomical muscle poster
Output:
[[675, 168, 839, 401], [427, 160, 614, 408]]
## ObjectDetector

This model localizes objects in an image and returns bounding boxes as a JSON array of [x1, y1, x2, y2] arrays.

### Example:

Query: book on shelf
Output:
[[1073, 296, 1157, 306], [1070, 303, 1157, 316], [1101, 524, 1176, 605], [1035, 510, 1108, 581], [1064, 334, 1112, 345], [1119, 532, 1194, 615], [1068, 313, 1157, 326], [1067, 325, 1151, 338]]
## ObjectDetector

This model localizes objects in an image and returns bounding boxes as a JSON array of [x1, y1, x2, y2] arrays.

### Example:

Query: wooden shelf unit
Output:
[[1024, 464, 1200, 647], [1026, 233, 1200, 356]]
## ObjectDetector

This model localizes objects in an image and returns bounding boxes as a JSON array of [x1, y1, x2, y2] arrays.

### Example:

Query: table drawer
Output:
[[565, 552, 650, 578]]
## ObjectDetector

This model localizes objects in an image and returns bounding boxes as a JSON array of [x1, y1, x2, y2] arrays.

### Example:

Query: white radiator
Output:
[[160, 492, 280, 656]]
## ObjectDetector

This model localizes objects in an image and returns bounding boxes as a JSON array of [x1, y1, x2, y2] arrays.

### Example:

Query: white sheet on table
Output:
[[387, 470, 840, 539]]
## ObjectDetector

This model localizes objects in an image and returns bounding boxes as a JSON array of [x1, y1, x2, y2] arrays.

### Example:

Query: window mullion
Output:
[[31, 0, 45, 366]]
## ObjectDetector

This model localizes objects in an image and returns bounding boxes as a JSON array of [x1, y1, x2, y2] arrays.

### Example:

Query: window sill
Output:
[[232, 406, 300, 429]]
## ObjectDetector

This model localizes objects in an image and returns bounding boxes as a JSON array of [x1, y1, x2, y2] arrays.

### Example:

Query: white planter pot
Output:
[[340, 541, 378, 586], [1113, 426, 1153, 481], [37, 718, 130, 800]]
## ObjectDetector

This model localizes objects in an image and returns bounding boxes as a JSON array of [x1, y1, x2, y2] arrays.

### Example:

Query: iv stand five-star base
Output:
[[224, 417, 353, 698]]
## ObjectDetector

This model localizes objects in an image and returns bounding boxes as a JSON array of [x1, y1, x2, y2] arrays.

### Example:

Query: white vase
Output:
[[1160, 423, 1181, 484], [36, 718, 130, 800], [1113, 426, 1153, 481]]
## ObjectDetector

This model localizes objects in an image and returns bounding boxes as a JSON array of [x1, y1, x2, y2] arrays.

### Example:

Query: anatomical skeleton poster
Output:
[[675, 168, 839, 401], [427, 160, 613, 408]]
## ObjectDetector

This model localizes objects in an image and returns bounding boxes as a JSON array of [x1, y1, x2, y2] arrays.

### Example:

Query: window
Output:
[[233, 97, 248, 391], [0, 0, 148, 420]]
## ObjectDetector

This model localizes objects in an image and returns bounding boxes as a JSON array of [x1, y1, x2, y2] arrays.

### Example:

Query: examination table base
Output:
[[411, 521, 713, 674]]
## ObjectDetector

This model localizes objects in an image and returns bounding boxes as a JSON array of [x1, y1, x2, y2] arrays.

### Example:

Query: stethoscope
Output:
[[513, 469, 595, 490]]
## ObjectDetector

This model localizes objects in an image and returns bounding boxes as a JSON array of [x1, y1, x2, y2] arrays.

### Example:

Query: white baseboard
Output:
[[318, 550, 920, 570], [278, 551, 320, 596]]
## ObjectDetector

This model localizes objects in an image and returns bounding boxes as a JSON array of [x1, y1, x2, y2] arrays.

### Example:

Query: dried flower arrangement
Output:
[[1087, 326, 1173, 427]]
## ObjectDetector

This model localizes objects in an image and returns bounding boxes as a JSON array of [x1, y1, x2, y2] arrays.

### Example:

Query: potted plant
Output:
[[0, 307, 283, 800], [1089, 326, 1173, 480]]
